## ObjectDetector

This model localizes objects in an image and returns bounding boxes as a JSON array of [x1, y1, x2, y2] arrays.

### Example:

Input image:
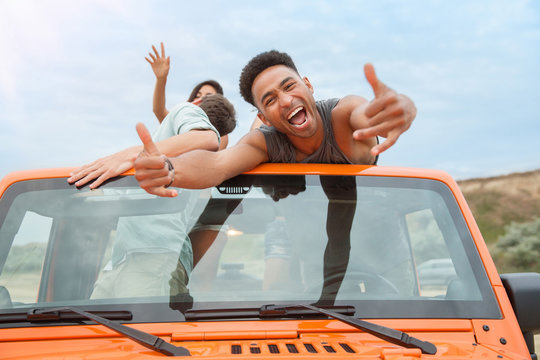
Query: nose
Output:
[[278, 92, 293, 108]]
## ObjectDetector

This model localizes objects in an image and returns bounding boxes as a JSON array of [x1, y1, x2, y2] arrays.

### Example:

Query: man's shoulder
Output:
[[332, 95, 368, 109], [329, 95, 368, 120]]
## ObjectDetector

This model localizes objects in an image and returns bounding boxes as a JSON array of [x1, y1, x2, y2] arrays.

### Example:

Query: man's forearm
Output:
[[157, 130, 219, 158], [168, 150, 228, 189]]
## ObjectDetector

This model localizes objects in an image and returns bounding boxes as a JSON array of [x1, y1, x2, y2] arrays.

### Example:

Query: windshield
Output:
[[0, 174, 500, 326]]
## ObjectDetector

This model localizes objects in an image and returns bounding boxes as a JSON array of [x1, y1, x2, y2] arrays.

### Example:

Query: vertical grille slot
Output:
[[286, 343, 299, 353], [268, 344, 280, 353], [304, 343, 318, 353], [339, 343, 356, 353], [250, 347, 261, 354], [231, 345, 242, 354], [323, 345, 336, 353]]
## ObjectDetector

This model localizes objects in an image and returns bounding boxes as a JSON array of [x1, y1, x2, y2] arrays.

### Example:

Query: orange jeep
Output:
[[0, 164, 539, 359]]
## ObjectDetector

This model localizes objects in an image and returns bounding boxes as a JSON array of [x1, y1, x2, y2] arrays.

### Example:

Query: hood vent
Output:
[[230, 341, 356, 355]]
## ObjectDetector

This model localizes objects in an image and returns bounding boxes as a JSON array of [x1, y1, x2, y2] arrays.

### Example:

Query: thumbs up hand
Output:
[[354, 63, 416, 156], [134, 122, 178, 197]]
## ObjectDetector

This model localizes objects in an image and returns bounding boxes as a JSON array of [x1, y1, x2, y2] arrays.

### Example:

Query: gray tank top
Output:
[[258, 98, 353, 164]]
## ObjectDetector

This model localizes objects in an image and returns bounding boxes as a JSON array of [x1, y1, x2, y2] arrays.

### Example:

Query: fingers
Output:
[[68, 161, 101, 186], [87, 171, 110, 189], [365, 97, 404, 128], [152, 44, 160, 58], [134, 123, 177, 197], [353, 116, 406, 140], [136, 122, 161, 156], [364, 91, 400, 119], [68, 164, 108, 188], [160, 42, 165, 57], [353, 116, 408, 156], [364, 63, 378, 94], [134, 156, 178, 197], [364, 63, 390, 99], [370, 133, 399, 156]]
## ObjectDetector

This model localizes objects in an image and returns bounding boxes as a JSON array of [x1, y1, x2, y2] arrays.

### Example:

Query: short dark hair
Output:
[[187, 80, 224, 102], [199, 94, 236, 136], [239, 50, 299, 106]]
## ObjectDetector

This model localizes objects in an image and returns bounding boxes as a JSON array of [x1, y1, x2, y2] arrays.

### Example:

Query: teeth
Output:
[[287, 106, 303, 120]]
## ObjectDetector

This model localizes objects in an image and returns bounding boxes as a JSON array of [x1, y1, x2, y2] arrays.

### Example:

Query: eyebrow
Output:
[[260, 76, 294, 105]]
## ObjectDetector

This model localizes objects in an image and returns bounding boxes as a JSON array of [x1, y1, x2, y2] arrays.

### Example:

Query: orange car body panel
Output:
[[0, 165, 532, 359]]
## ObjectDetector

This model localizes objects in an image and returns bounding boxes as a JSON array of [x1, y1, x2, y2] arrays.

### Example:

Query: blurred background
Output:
[[1, 0, 539, 180]]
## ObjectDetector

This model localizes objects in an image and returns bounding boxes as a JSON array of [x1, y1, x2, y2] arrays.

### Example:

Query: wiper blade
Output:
[[184, 304, 355, 321], [271, 304, 437, 355], [27, 307, 190, 357], [0, 309, 132, 324]]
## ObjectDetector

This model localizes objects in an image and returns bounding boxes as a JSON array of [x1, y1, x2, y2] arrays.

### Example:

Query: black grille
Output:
[[323, 345, 336, 353], [250, 347, 261, 354], [231, 345, 242, 354], [339, 343, 355, 353], [304, 343, 318, 353], [268, 344, 280, 353], [286, 344, 299, 353]]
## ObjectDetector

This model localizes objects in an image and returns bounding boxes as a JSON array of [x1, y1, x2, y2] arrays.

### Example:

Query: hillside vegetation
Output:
[[457, 169, 540, 273], [458, 169, 540, 244]]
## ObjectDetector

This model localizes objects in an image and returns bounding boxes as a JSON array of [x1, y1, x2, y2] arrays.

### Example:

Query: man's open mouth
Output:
[[287, 106, 307, 126]]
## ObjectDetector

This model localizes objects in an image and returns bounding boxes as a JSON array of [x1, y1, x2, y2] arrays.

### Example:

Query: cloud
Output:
[[1, 0, 539, 180]]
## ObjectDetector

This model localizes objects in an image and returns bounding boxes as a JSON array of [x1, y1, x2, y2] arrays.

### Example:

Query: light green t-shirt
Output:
[[152, 102, 220, 143], [112, 102, 220, 274]]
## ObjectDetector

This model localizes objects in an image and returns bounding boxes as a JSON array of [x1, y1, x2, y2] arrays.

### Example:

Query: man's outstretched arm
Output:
[[68, 128, 218, 189], [134, 123, 268, 197]]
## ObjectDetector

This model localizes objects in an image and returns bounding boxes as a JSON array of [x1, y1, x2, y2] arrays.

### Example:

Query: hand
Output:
[[134, 122, 178, 197], [145, 42, 170, 80], [353, 63, 416, 156], [67, 147, 138, 189]]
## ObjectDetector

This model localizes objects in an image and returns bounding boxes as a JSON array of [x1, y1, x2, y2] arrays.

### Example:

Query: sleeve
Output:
[[168, 103, 221, 142]]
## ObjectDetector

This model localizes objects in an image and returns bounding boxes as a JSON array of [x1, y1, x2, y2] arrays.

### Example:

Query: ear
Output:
[[303, 76, 314, 94], [257, 112, 272, 127]]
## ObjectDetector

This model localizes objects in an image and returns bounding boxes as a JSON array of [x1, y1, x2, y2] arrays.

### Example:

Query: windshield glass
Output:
[[0, 174, 500, 325]]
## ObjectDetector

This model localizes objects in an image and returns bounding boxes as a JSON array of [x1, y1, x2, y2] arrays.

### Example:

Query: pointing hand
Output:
[[354, 63, 415, 156], [134, 122, 178, 197]]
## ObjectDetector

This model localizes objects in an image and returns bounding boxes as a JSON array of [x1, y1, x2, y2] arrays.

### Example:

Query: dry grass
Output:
[[458, 169, 540, 244]]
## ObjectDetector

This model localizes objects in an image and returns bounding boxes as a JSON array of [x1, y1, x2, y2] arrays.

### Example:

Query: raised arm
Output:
[[352, 63, 416, 156], [134, 124, 269, 197], [67, 128, 218, 189], [145, 42, 170, 123]]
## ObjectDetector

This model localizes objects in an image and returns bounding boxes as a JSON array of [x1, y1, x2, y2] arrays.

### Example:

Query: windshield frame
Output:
[[0, 171, 502, 327]]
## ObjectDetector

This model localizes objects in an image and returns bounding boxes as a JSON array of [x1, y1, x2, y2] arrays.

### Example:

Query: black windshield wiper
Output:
[[268, 304, 437, 355], [184, 304, 355, 320], [24, 307, 190, 357], [0, 309, 132, 324]]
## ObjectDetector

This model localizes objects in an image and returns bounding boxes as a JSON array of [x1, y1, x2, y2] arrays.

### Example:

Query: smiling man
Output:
[[134, 50, 416, 197]]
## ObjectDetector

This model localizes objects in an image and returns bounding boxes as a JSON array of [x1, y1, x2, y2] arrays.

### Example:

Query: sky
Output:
[[0, 0, 539, 181]]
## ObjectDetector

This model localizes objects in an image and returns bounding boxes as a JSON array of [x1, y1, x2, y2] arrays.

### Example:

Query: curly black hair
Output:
[[198, 94, 237, 136], [187, 80, 224, 102], [239, 50, 299, 106]]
